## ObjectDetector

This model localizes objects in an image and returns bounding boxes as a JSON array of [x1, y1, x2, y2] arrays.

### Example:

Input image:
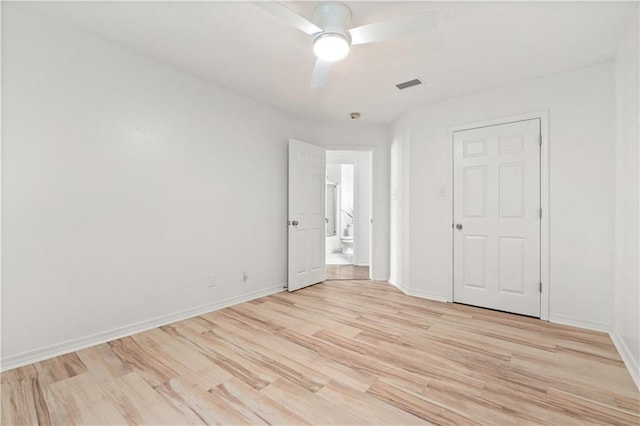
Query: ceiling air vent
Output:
[[395, 79, 423, 90]]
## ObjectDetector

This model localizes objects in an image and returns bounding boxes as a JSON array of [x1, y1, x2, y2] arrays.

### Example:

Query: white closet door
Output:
[[453, 119, 541, 317]]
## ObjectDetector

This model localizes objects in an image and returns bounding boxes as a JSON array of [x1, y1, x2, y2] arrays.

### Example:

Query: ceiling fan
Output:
[[256, 1, 438, 88]]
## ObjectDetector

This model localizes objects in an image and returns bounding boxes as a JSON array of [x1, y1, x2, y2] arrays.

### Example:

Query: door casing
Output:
[[325, 147, 374, 277], [448, 111, 550, 321]]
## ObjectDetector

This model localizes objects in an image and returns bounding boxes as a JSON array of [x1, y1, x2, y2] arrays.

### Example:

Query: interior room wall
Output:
[[613, 10, 639, 389], [326, 165, 342, 185], [391, 62, 616, 330], [389, 139, 400, 285], [1, 6, 390, 368], [389, 124, 411, 289]]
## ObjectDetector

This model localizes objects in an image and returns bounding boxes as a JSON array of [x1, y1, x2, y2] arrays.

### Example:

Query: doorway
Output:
[[325, 151, 372, 280], [452, 117, 543, 317]]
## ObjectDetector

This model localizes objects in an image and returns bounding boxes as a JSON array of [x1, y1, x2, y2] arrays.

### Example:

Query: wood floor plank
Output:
[[189, 331, 281, 390], [261, 299, 363, 338], [161, 376, 257, 425], [1, 380, 48, 426], [211, 377, 310, 425], [260, 378, 369, 425], [614, 392, 640, 413], [313, 329, 487, 392], [546, 386, 640, 424], [510, 349, 638, 396], [48, 373, 129, 425], [367, 379, 480, 425], [326, 265, 369, 280], [276, 327, 429, 393], [479, 381, 595, 425], [32, 353, 87, 387], [108, 336, 179, 388], [131, 327, 232, 391], [205, 325, 330, 392], [316, 379, 430, 425], [1, 364, 37, 384], [191, 312, 377, 392], [99, 372, 190, 425], [2, 280, 638, 425], [76, 343, 132, 382]]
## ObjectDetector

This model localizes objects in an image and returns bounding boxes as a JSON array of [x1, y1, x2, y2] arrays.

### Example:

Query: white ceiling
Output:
[[27, 1, 637, 124]]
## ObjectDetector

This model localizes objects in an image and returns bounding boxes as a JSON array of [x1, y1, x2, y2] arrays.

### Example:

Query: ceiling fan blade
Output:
[[310, 58, 332, 88], [349, 11, 438, 45], [255, 2, 322, 35]]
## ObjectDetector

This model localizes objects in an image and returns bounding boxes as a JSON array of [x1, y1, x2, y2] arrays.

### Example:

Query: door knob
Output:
[[291, 220, 299, 226], [456, 224, 463, 230]]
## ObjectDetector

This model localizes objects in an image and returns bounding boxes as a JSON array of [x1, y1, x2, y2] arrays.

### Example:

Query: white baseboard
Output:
[[407, 288, 451, 303], [548, 313, 612, 333], [1, 284, 284, 372], [388, 279, 409, 295], [610, 329, 640, 391], [386, 280, 450, 304]]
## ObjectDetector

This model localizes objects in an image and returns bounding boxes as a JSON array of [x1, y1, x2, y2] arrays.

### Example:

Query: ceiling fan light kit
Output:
[[313, 32, 350, 62], [257, 1, 438, 88], [311, 2, 352, 62]]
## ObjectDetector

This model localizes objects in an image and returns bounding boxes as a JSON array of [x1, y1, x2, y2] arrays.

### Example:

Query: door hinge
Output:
[[539, 282, 542, 293], [539, 134, 542, 146], [539, 208, 542, 219]]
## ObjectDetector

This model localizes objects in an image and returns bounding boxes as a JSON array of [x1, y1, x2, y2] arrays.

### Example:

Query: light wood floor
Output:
[[2, 280, 639, 425], [326, 264, 369, 280]]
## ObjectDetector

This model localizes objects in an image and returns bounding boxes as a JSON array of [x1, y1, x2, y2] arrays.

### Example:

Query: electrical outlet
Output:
[[207, 274, 217, 288]]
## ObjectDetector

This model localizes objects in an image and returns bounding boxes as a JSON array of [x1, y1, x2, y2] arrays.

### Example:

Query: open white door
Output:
[[288, 139, 326, 291], [453, 119, 541, 317]]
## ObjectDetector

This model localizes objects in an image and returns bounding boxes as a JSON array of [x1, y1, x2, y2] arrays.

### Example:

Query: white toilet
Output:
[[340, 236, 354, 255]]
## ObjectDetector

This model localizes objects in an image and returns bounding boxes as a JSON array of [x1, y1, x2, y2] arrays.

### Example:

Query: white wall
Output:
[[327, 150, 372, 266], [391, 62, 616, 328], [1, 6, 390, 367], [389, 121, 411, 290], [613, 10, 639, 389], [326, 164, 342, 185]]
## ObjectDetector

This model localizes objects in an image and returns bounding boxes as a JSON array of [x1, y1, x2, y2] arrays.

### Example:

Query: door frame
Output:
[[327, 160, 359, 265], [448, 111, 550, 321], [325, 146, 374, 279]]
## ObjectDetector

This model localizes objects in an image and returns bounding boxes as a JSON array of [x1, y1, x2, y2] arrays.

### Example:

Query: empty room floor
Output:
[[326, 265, 370, 280], [2, 280, 638, 424], [326, 252, 351, 265]]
